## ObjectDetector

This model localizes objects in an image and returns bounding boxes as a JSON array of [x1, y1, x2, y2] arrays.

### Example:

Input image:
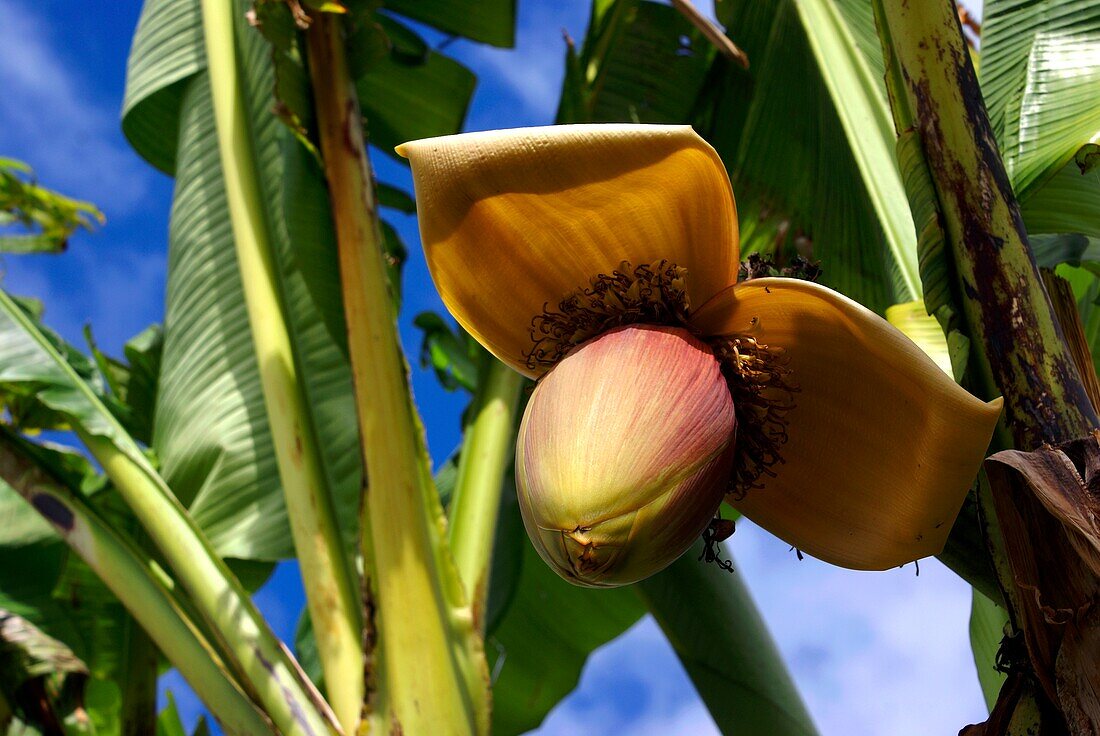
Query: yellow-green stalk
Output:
[[0, 437, 272, 736], [304, 13, 490, 734], [120, 623, 158, 735], [448, 359, 525, 632], [81, 431, 339, 735], [198, 1, 364, 730], [0, 284, 337, 735]]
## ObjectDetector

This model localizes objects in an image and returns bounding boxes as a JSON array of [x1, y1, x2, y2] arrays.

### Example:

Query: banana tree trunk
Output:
[[873, 1, 1100, 732]]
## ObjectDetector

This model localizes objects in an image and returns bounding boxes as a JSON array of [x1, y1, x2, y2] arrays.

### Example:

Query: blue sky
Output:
[[0, 0, 990, 733]]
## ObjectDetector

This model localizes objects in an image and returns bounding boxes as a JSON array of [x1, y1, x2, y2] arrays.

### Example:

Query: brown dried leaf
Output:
[[985, 433, 1100, 733]]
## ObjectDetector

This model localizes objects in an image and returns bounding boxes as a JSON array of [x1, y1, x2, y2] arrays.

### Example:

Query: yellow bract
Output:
[[402, 124, 1003, 573], [398, 125, 739, 378], [692, 280, 1003, 569]]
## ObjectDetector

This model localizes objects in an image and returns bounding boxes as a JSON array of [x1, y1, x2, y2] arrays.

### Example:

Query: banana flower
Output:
[[398, 125, 1001, 588]]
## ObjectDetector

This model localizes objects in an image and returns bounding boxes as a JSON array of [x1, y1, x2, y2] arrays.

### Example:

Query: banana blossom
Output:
[[398, 125, 1001, 587]]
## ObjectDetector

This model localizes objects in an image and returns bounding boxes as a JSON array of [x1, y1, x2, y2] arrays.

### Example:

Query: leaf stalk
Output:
[[304, 12, 490, 734], [448, 359, 525, 634], [198, 0, 365, 730], [0, 435, 272, 736]]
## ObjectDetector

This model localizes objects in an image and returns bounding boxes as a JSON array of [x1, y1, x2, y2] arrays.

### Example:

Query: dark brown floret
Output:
[[710, 334, 797, 497], [525, 260, 690, 370]]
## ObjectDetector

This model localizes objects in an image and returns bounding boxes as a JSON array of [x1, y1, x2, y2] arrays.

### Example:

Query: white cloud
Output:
[[529, 522, 988, 736], [533, 617, 720, 736], [732, 523, 989, 735], [0, 0, 152, 217], [1, 240, 167, 353]]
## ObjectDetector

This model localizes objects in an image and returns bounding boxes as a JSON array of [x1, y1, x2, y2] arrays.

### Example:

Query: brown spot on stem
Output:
[[906, 36, 1095, 447], [31, 494, 73, 532]]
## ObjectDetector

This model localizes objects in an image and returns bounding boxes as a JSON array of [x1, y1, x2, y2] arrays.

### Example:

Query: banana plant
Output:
[[3, 0, 808, 733], [2, 0, 1098, 734]]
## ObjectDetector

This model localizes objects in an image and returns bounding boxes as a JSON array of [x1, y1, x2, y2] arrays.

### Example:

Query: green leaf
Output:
[[384, 0, 516, 48], [0, 542, 80, 658], [705, 0, 918, 310], [969, 590, 1009, 713], [122, 0, 206, 174], [52, 542, 141, 734], [980, 0, 1100, 251], [191, 715, 211, 736], [636, 539, 818, 736], [294, 610, 323, 693], [0, 288, 131, 454], [0, 610, 91, 735], [123, 0, 467, 561], [0, 160, 103, 254], [566, 0, 920, 313], [359, 50, 476, 160], [1078, 142, 1100, 174], [124, 0, 362, 560], [981, 0, 1100, 199], [0, 234, 65, 255], [1030, 232, 1100, 270], [156, 690, 187, 736], [558, 1, 714, 126], [83, 324, 163, 446], [0, 481, 57, 549], [371, 14, 428, 66], [377, 182, 415, 213], [251, 0, 320, 157], [0, 437, 160, 735], [120, 325, 164, 444], [0, 306, 127, 436], [1019, 160, 1100, 238], [413, 313, 481, 393], [487, 536, 645, 735]]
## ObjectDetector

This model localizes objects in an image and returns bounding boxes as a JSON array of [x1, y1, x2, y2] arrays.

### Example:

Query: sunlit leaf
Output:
[[0, 159, 103, 254], [384, 0, 516, 48], [123, 0, 361, 559], [969, 590, 1009, 713], [981, 0, 1100, 199]]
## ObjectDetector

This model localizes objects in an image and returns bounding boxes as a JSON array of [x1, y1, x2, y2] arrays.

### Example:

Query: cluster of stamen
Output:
[[522, 259, 799, 501], [525, 260, 690, 370], [711, 336, 797, 497]]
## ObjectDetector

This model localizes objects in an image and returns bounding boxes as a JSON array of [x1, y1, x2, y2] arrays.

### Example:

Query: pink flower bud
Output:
[[516, 325, 737, 587]]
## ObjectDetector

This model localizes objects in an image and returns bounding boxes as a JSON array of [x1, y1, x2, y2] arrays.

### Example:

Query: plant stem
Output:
[[120, 623, 158, 736], [0, 436, 272, 736], [198, 1, 364, 730], [793, 0, 922, 301], [80, 430, 338, 736], [875, 0, 1098, 446], [448, 360, 525, 634], [874, 0, 1100, 729], [304, 13, 490, 734], [0, 286, 335, 734], [636, 540, 819, 736]]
